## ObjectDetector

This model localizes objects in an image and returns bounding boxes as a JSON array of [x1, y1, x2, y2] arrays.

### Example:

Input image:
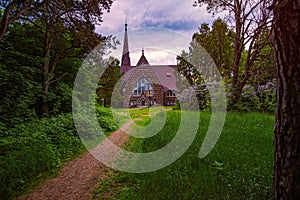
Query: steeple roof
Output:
[[136, 48, 150, 66], [121, 19, 131, 66]]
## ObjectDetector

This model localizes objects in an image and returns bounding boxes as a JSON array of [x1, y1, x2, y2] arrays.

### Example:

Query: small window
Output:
[[166, 72, 172, 77], [166, 90, 175, 97]]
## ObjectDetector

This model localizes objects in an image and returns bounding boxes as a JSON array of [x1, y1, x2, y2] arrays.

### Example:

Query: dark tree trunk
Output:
[[41, 28, 51, 117], [272, 0, 300, 199], [231, 0, 243, 100]]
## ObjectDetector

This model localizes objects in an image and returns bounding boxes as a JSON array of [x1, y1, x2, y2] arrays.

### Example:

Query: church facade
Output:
[[120, 23, 178, 107]]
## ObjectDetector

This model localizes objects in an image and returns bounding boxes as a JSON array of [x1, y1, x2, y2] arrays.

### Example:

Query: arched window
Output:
[[132, 77, 153, 97], [166, 90, 176, 97]]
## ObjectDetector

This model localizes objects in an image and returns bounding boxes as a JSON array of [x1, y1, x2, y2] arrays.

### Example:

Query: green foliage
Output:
[[228, 80, 276, 113], [0, 1, 117, 199], [95, 105, 118, 134], [0, 61, 40, 128], [0, 23, 42, 126], [228, 85, 260, 112], [0, 2, 115, 117], [193, 18, 234, 81], [0, 21, 83, 124], [93, 169, 128, 199], [95, 111, 274, 199], [257, 81, 277, 113], [0, 104, 125, 199], [97, 57, 123, 107], [0, 114, 85, 199]]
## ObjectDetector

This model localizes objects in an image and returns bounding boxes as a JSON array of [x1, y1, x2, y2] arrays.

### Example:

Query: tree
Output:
[[0, 20, 82, 125], [194, 0, 273, 99], [247, 30, 276, 87], [26, 0, 113, 116], [272, 0, 300, 199], [193, 18, 234, 81], [97, 57, 123, 107], [0, 0, 115, 118], [0, 0, 44, 41]]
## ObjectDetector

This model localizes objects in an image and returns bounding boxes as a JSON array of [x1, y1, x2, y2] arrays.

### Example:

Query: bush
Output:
[[0, 114, 84, 199], [95, 105, 118, 134], [228, 80, 276, 113], [177, 85, 209, 111], [228, 85, 260, 112], [176, 83, 227, 111], [0, 106, 123, 199], [177, 80, 276, 113], [257, 80, 277, 113]]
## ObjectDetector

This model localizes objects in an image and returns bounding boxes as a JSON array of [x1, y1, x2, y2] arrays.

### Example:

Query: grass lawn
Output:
[[93, 109, 274, 200]]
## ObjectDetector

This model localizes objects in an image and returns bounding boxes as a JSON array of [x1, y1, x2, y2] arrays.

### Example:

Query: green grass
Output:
[[0, 114, 85, 199], [0, 106, 121, 199], [94, 110, 274, 200]]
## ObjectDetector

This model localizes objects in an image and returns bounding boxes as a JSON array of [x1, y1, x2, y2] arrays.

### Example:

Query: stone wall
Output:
[[123, 65, 165, 107]]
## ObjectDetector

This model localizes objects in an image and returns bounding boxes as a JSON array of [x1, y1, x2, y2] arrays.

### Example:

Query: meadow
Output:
[[94, 108, 274, 200]]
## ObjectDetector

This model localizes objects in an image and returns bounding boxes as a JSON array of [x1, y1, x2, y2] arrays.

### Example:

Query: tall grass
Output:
[[0, 114, 84, 199], [94, 110, 274, 200], [0, 106, 119, 199]]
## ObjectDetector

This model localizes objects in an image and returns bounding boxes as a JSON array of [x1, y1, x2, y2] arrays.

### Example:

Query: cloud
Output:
[[97, 0, 220, 37], [105, 28, 191, 65], [95, 0, 226, 64], [130, 48, 177, 65]]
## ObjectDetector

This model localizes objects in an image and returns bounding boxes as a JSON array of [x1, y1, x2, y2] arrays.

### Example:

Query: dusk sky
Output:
[[96, 0, 225, 65]]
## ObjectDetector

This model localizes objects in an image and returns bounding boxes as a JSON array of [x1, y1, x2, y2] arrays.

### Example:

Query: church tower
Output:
[[121, 19, 131, 66]]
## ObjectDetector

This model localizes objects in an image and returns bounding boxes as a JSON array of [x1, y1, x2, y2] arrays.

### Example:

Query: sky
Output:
[[96, 0, 225, 65]]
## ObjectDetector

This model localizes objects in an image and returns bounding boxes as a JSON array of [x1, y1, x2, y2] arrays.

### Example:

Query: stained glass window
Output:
[[132, 77, 154, 97]]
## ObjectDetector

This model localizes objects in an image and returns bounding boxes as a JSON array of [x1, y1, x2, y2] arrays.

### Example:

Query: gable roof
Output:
[[122, 65, 178, 92], [150, 66, 178, 92], [120, 65, 134, 73], [136, 50, 149, 66], [136, 55, 149, 66], [120, 64, 176, 73]]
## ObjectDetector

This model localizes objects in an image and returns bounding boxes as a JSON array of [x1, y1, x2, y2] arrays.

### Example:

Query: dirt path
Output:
[[18, 120, 133, 200]]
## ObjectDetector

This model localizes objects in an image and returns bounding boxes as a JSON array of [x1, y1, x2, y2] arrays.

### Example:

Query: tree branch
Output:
[[48, 72, 67, 85]]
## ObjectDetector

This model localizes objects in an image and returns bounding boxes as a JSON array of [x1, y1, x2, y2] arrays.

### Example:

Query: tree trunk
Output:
[[41, 28, 51, 117], [231, 0, 243, 100], [272, 0, 300, 199]]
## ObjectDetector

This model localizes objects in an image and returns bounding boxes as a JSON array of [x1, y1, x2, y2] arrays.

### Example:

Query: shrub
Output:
[[95, 105, 118, 134], [177, 80, 276, 113], [228, 80, 276, 113], [176, 83, 226, 111], [0, 114, 84, 199], [256, 80, 277, 113], [229, 85, 260, 112], [177, 85, 209, 111]]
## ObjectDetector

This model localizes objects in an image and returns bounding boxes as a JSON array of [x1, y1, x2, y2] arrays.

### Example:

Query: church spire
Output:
[[121, 18, 131, 66]]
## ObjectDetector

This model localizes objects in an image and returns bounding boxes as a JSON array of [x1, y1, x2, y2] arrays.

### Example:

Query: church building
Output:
[[120, 22, 178, 107]]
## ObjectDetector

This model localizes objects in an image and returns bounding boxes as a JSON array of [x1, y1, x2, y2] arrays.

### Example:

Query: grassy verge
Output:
[[0, 106, 120, 199], [0, 114, 85, 199], [93, 110, 274, 200]]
